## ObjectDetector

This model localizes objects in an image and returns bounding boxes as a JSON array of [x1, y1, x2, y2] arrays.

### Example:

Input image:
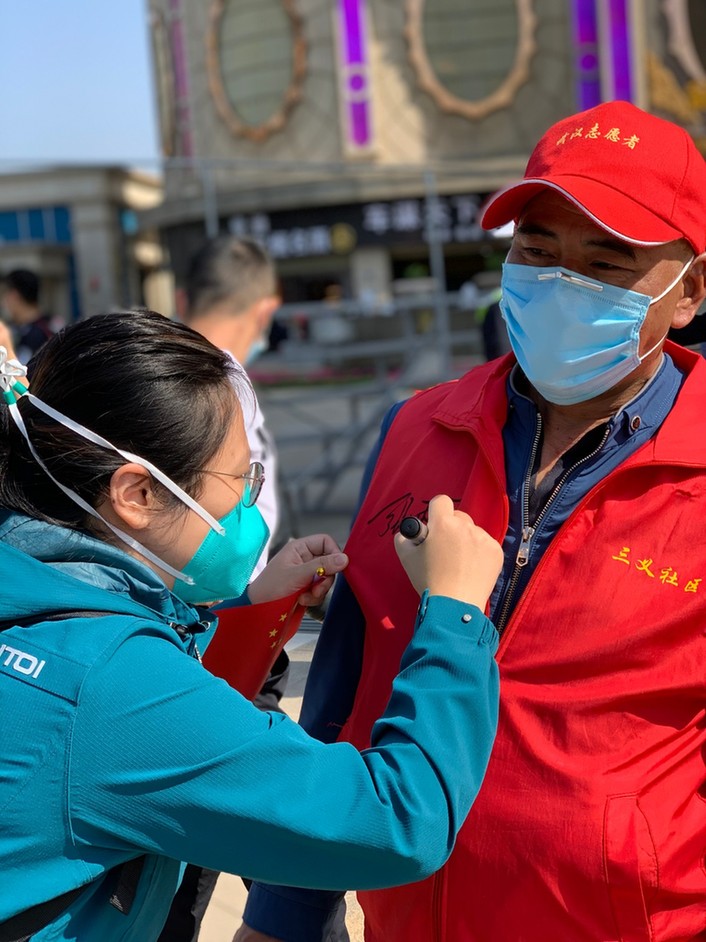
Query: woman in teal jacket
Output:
[[0, 310, 501, 942]]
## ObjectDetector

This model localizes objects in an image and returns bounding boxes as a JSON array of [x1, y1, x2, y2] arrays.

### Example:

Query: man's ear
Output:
[[108, 463, 159, 531], [255, 295, 281, 333], [175, 287, 189, 322], [672, 253, 706, 329]]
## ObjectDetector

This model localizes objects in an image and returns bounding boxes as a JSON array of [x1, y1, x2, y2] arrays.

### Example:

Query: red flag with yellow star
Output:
[[201, 590, 305, 699]]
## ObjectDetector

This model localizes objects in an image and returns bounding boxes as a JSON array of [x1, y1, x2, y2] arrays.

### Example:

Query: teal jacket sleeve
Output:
[[69, 593, 498, 893], [244, 401, 404, 937]]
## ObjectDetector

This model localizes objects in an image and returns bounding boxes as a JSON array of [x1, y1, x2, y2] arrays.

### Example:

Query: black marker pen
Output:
[[399, 516, 428, 545]]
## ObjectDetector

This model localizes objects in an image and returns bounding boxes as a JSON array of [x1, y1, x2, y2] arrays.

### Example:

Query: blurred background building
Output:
[[140, 0, 706, 310], [120, 0, 706, 530], [4, 2, 706, 333], [0, 166, 169, 321]]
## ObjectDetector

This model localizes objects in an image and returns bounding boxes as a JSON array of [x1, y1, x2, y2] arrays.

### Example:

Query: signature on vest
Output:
[[366, 492, 461, 538]]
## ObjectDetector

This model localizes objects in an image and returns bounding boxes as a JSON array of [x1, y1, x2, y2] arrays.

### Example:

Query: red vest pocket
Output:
[[603, 793, 657, 942]]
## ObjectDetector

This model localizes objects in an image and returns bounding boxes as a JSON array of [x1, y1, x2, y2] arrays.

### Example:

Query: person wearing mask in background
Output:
[[475, 286, 512, 362], [178, 236, 282, 574], [1, 268, 57, 364], [163, 237, 286, 941], [0, 308, 502, 942], [238, 100, 706, 942]]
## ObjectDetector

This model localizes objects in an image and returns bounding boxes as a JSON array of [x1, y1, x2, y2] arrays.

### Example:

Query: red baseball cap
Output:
[[481, 100, 706, 254]]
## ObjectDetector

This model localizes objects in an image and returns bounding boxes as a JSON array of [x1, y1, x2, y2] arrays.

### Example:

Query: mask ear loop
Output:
[[21, 393, 225, 535], [649, 254, 695, 305], [7, 398, 195, 585], [0, 350, 221, 586], [639, 255, 697, 362]]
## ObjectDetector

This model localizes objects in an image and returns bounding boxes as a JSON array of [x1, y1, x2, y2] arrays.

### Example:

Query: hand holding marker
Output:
[[400, 516, 429, 545], [395, 496, 503, 610]]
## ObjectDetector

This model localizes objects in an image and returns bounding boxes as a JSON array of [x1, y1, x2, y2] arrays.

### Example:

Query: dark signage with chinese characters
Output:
[[226, 193, 491, 261]]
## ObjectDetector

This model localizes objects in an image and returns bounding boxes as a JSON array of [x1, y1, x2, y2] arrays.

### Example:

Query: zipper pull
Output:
[[516, 526, 535, 567]]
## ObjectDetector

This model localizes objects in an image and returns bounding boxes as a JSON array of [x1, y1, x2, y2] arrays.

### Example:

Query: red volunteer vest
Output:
[[341, 345, 706, 942]]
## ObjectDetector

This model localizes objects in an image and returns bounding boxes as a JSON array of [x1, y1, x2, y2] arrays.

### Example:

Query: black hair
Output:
[[184, 236, 278, 318], [4, 269, 40, 305], [0, 309, 250, 530]]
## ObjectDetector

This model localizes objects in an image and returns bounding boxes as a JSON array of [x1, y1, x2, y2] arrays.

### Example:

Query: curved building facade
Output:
[[144, 0, 706, 304]]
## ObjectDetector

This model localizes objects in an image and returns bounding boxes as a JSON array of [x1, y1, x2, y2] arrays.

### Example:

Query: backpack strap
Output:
[[0, 886, 84, 942], [0, 857, 146, 942], [0, 610, 123, 631]]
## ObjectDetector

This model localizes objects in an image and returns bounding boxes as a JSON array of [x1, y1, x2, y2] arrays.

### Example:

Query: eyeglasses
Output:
[[198, 461, 265, 508]]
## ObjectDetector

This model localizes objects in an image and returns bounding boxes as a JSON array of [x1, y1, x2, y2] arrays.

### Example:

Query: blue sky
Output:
[[0, 0, 159, 167]]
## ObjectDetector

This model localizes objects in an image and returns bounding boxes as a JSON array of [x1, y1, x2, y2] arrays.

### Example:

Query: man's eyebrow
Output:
[[515, 222, 556, 239], [516, 223, 638, 261], [583, 237, 637, 260]]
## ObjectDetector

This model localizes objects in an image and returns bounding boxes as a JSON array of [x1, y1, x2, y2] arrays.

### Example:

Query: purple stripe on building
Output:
[[337, 0, 373, 151], [572, 0, 602, 109]]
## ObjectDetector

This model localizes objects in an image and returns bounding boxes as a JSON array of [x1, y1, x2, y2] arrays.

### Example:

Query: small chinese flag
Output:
[[201, 590, 305, 700]]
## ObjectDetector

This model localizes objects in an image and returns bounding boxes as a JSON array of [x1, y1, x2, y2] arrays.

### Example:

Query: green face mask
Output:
[[173, 500, 269, 605], [0, 367, 269, 602]]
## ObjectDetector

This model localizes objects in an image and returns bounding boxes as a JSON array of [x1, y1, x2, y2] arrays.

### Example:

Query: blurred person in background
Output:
[[1, 268, 58, 364], [0, 322, 16, 360], [475, 287, 511, 362], [161, 236, 286, 942], [460, 279, 511, 362], [178, 236, 281, 569]]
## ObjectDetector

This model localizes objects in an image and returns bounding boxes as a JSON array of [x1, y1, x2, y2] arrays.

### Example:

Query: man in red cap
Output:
[[237, 101, 706, 941]]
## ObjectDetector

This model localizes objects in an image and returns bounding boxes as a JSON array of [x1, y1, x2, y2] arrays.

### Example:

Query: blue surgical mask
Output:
[[499, 259, 693, 405], [174, 500, 269, 605], [246, 336, 268, 366]]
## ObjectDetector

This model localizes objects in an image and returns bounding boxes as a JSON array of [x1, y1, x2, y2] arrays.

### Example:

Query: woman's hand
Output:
[[395, 495, 503, 610], [247, 534, 348, 607], [0, 323, 18, 363]]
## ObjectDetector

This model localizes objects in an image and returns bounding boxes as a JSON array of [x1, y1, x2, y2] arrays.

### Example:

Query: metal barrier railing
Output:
[[255, 292, 489, 534]]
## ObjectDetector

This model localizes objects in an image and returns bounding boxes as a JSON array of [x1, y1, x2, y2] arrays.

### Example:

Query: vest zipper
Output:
[[495, 415, 542, 635], [495, 417, 611, 636]]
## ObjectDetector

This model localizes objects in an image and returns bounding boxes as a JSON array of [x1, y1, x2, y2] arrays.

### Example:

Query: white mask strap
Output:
[[649, 255, 694, 306], [21, 393, 224, 535], [2, 383, 230, 585], [638, 329, 669, 364], [639, 255, 695, 363], [8, 399, 194, 584]]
